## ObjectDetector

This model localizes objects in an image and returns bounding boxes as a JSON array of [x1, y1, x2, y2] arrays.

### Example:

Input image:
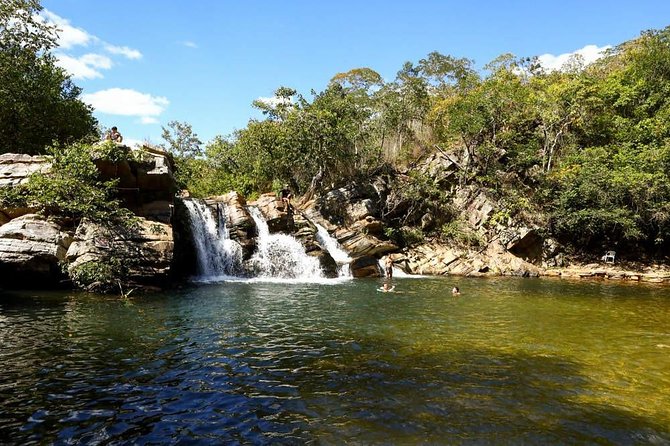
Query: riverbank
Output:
[[542, 261, 670, 284]]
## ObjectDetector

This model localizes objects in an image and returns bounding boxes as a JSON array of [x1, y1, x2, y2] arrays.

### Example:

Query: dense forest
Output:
[[2, 1, 669, 261]]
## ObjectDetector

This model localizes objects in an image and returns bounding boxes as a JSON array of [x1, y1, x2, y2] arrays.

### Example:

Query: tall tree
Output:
[[160, 120, 203, 190], [0, 0, 97, 154]]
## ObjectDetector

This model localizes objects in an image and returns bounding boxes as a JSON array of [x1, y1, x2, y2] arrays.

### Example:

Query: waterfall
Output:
[[183, 199, 243, 278], [315, 223, 352, 277], [248, 207, 324, 280]]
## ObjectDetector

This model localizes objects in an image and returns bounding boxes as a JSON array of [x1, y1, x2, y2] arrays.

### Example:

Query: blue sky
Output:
[[41, 0, 670, 148]]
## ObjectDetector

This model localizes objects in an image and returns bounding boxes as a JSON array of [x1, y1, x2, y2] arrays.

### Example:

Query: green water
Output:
[[1, 276, 669, 444]]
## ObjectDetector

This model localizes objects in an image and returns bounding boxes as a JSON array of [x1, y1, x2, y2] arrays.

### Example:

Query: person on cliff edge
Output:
[[105, 126, 123, 143]]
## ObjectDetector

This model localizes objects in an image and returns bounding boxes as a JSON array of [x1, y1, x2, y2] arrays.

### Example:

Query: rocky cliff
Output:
[[0, 147, 177, 291], [2, 148, 667, 292]]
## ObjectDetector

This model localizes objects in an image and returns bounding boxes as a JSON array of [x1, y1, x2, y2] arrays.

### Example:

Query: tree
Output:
[[160, 120, 203, 190], [0, 0, 98, 154]]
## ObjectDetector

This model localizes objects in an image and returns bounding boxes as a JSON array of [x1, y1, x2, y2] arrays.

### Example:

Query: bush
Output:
[[4, 142, 136, 223]]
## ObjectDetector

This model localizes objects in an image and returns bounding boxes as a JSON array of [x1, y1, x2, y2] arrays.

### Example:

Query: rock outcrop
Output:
[[303, 182, 398, 277], [0, 148, 178, 292], [66, 218, 173, 292], [0, 214, 72, 287], [208, 191, 257, 258], [93, 145, 177, 224], [0, 153, 49, 188]]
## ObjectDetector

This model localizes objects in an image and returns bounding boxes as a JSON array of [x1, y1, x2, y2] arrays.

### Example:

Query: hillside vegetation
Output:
[[2, 1, 669, 261]]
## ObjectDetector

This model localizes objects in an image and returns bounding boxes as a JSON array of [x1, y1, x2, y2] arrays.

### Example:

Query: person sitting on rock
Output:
[[105, 126, 123, 143]]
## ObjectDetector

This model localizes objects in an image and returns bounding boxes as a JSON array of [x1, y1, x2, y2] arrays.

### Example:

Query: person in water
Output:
[[379, 282, 395, 293], [452, 286, 461, 296]]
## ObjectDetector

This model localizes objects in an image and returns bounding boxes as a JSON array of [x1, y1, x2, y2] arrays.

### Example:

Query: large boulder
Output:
[[252, 192, 291, 233], [0, 214, 72, 287], [350, 255, 381, 278], [416, 152, 459, 188], [317, 183, 382, 226], [0, 154, 47, 221], [66, 218, 173, 292]]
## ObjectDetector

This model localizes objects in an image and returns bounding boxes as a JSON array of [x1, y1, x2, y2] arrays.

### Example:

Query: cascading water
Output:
[[315, 223, 352, 277], [184, 199, 243, 279], [248, 207, 323, 280]]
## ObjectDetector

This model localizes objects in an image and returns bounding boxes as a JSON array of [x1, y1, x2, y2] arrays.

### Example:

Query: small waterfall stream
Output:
[[315, 223, 352, 277], [184, 199, 243, 279], [247, 207, 324, 280], [184, 200, 355, 282]]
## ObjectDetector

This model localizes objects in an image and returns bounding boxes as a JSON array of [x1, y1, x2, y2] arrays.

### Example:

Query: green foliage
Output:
[[383, 225, 425, 247], [159, 120, 204, 191], [0, 142, 136, 224], [0, 0, 97, 155], [440, 220, 484, 247], [400, 227, 425, 246], [69, 258, 123, 292], [384, 170, 454, 228], [90, 140, 132, 162]]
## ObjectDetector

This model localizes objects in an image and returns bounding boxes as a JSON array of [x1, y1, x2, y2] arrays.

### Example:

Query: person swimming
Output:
[[378, 282, 395, 293], [452, 286, 461, 296]]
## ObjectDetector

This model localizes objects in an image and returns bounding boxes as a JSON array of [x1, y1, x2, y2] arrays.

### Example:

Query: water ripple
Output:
[[1, 280, 669, 444]]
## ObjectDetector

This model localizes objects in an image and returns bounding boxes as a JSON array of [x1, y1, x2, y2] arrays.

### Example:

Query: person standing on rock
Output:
[[280, 184, 292, 209], [385, 256, 394, 279]]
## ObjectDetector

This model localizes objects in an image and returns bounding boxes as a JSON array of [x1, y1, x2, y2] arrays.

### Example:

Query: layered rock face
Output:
[[0, 214, 72, 287], [0, 145, 596, 291], [93, 146, 177, 224], [0, 147, 177, 291], [0, 153, 50, 187], [302, 181, 398, 277], [66, 219, 173, 292]]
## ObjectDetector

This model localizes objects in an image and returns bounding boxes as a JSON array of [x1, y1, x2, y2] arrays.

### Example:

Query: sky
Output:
[[40, 0, 670, 148]]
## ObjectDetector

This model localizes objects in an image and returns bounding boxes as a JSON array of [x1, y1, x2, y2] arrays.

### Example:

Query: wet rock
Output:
[[350, 255, 381, 278]]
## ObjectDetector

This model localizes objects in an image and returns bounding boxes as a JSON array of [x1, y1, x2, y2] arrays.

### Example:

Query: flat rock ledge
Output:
[[542, 264, 670, 284]]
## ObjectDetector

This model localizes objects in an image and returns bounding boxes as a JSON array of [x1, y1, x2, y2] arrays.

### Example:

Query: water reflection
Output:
[[1, 278, 669, 444]]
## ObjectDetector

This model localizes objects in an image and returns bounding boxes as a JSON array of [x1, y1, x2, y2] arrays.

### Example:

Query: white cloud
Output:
[[180, 41, 198, 48], [80, 53, 113, 69], [41, 10, 92, 49], [54, 53, 113, 79], [104, 44, 143, 60], [538, 44, 611, 72], [83, 88, 169, 124], [54, 54, 99, 79], [39, 9, 142, 80]]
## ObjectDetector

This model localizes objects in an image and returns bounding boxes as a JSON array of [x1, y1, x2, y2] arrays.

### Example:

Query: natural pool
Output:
[[1, 276, 669, 444]]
